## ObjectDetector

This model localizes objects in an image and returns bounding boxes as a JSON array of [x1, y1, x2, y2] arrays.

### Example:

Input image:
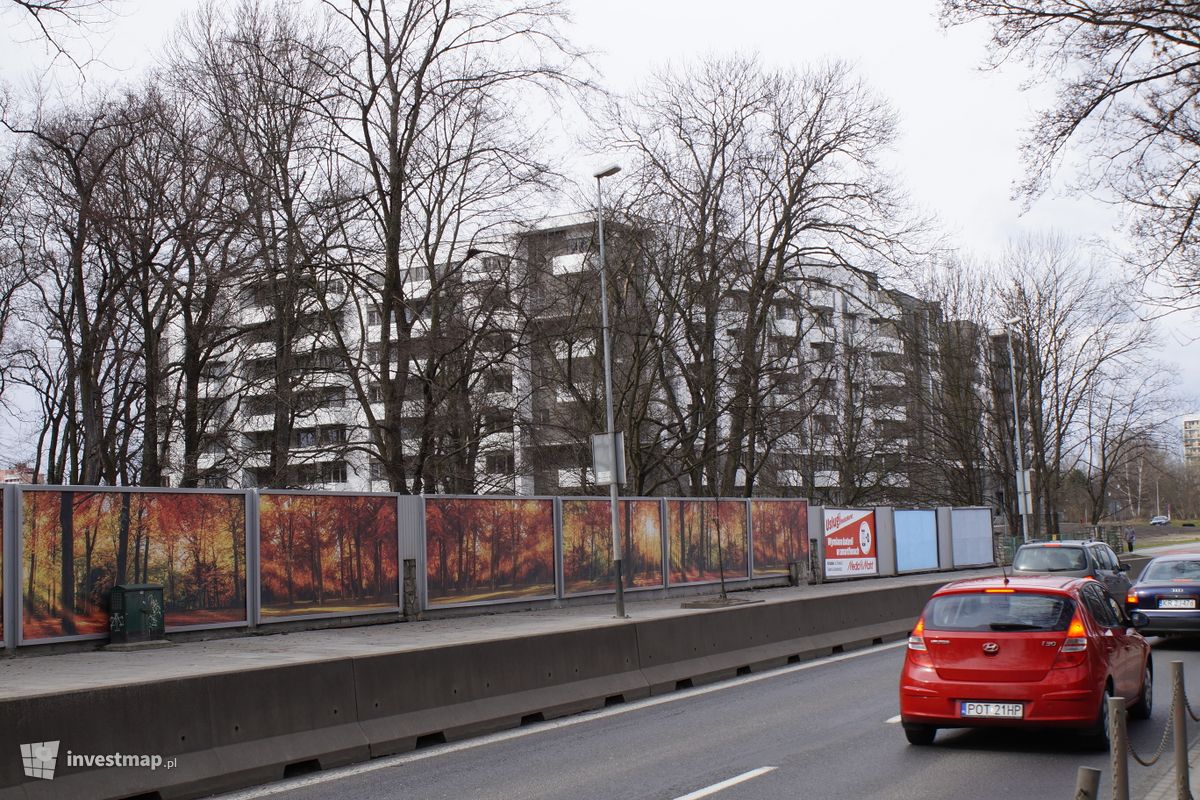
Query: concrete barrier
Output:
[[0, 660, 370, 800], [635, 583, 936, 694], [354, 626, 648, 757]]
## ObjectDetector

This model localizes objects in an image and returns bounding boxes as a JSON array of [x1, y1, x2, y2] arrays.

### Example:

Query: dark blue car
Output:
[[1126, 555, 1200, 635]]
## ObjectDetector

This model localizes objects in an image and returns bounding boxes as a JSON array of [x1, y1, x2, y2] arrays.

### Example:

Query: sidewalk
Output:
[[1139, 732, 1200, 800], [0, 566, 997, 701]]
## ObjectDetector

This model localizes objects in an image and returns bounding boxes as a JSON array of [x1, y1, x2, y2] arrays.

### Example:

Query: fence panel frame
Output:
[[3, 483, 17, 652]]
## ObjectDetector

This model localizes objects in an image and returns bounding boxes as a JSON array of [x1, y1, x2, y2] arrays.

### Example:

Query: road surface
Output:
[[217, 638, 1200, 800]]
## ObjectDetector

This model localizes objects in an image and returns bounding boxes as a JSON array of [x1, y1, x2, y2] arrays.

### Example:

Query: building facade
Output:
[[1185, 414, 1200, 469], [166, 213, 980, 504]]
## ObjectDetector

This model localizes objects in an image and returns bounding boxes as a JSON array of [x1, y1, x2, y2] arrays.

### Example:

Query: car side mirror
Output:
[[1130, 611, 1150, 629], [1117, 562, 1130, 572]]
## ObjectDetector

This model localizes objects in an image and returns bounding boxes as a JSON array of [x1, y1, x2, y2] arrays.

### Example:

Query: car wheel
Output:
[[1131, 663, 1153, 720], [1087, 685, 1113, 750], [903, 724, 936, 746]]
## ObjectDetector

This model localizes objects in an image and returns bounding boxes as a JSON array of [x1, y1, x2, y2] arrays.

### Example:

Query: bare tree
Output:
[[311, 0, 585, 493], [1079, 368, 1175, 523], [596, 55, 919, 497], [2, 92, 148, 483], [941, 0, 1200, 304], [899, 260, 996, 507], [170, 0, 350, 488], [3, 0, 116, 67], [996, 234, 1157, 536]]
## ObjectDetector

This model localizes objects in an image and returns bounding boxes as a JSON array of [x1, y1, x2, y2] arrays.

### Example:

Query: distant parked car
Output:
[[1127, 555, 1200, 636], [1150, 516, 1170, 526], [1011, 541, 1132, 600], [899, 575, 1152, 747]]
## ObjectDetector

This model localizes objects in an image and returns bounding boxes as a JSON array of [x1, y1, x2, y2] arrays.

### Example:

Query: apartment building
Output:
[[1185, 414, 1200, 469], [167, 213, 949, 502]]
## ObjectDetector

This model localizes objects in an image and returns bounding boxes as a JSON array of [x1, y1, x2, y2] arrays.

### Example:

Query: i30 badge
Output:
[[982, 642, 1000, 655]]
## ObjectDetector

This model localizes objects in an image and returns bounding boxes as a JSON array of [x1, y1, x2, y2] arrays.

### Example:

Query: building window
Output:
[[484, 369, 513, 393], [199, 472, 226, 488], [296, 460, 347, 485], [369, 459, 387, 481], [321, 461, 347, 483], [297, 429, 317, 448], [483, 407, 514, 433], [368, 306, 383, 326], [485, 452, 514, 474], [565, 236, 589, 254], [321, 425, 347, 445]]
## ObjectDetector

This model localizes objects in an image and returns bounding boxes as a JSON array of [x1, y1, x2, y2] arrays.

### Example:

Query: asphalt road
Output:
[[218, 638, 1200, 800]]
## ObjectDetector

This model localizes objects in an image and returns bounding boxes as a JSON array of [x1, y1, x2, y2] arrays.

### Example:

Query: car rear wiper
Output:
[[988, 622, 1044, 631]]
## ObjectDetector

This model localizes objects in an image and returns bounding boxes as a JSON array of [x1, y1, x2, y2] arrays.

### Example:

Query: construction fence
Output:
[[0, 484, 994, 648]]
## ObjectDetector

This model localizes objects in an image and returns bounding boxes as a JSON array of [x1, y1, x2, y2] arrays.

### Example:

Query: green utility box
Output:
[[109, 584, 165, 644]]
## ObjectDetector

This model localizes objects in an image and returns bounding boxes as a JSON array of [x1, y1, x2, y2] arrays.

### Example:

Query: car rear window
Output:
[[1012, 546, 1088, 572], [923, 592, 1075, 632], [1141, 560, 1200, 581]]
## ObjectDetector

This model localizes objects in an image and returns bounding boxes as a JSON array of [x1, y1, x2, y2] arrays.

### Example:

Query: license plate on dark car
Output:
[[960, 702, 1023, 718], [1159, 598, 1196, 609]]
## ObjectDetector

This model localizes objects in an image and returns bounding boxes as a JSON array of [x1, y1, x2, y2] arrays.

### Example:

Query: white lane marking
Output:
[[217, 640, 906, 799], [885, 714, 902, 724], [672, 767, 777, 800]]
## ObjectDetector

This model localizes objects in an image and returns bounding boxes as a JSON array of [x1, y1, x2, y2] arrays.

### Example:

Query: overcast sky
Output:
[[2, 0, 1197, 428]]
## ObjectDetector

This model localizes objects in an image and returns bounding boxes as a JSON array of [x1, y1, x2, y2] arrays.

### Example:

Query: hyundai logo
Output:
[[982, 642, 1000, 655]]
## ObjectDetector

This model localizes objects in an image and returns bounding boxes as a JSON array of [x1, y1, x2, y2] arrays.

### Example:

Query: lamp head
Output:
[[593, 163, 621, 179]]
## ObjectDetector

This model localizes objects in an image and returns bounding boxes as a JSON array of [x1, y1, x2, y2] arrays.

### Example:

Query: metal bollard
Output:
[[1110, 695, 1129, 800], [1074, 766, 1101, 799], [1174, 661, 1190, 800]]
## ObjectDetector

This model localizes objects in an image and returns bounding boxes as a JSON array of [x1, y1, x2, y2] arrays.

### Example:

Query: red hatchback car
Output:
[[899, 575, 1152, 746]]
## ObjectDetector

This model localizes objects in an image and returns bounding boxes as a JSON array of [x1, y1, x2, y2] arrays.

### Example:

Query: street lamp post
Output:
[[594, 163, 626, 618], [1003, 318, 1032, 542]]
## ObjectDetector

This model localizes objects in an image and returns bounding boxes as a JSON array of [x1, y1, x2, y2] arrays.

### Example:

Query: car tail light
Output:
[[1126, 592, 1138, 606], [908, 617, 927, 651], [1056, 613, 1088, 666]]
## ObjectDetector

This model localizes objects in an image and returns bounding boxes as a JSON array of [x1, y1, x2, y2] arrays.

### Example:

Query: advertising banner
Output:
[[823, 508, 878, 577], [894, 509, 939, 573]]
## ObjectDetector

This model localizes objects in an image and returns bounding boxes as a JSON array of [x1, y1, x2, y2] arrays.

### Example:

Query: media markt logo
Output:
[[20, 741, 59, 780]]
